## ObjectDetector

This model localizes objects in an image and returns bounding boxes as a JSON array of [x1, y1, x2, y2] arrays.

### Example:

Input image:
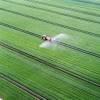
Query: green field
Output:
[[0, 0, 100, 100]]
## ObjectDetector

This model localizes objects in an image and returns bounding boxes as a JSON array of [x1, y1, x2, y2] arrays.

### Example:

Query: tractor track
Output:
[[25, 0, 100, 17], [58, 42, 100, 58], [0, 41, 100, 88], [71, 0, 100, 6], [0, 22, 100, 59], [0, 72, 47, 100], [1, 0, 100, 24], [0, 22, 41, 38], [0, 7, 100, 38]]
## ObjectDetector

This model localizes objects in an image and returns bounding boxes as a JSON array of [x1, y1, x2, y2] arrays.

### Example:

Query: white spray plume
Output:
[[40, 33, 69, 49]]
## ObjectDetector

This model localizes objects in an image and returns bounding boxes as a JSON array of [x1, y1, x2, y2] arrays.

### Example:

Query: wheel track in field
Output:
[[0, 22, 100, 59], [25, 0, 100, 17], [0, 72, 48, 100], [58, 42, 100, 58], [1, 0, 100, 24], [0, 41, 100, 88], [0, 8, 100, 38], [71, 0, 100, 6]]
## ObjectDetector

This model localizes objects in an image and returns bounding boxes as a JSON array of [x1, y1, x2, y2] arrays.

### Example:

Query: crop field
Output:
[[0, 0, 100, 100]]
